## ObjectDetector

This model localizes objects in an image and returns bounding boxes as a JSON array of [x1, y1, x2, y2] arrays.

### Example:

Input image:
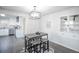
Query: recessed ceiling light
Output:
[[0, 14, 5, 16]]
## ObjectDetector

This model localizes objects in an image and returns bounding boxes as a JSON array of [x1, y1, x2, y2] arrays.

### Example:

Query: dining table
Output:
[[24, 32, 49, 53]]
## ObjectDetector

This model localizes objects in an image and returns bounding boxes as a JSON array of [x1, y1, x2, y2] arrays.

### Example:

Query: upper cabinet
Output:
[[60, 15, 79, 33]]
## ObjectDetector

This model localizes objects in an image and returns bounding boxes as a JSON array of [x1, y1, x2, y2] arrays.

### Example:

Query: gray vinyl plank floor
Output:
[[0, 36, 79, 53], [0, 36, 24, 53], [49, 41, 79, 53]]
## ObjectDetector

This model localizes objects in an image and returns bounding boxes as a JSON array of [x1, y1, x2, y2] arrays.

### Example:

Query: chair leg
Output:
[[40, 43, 42, 53], [43, 43, 45, 53], [25, 40, 27, 52], [34, 45, 36, 53], [47, 40, 49, 52], [25, 43, 26, 52]]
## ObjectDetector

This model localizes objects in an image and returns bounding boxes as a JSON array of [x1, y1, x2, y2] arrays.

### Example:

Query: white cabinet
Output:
[[0, 29, 9, 36]]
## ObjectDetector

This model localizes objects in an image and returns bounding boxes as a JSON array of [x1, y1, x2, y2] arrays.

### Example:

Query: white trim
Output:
[[50, 40, 79, 52]]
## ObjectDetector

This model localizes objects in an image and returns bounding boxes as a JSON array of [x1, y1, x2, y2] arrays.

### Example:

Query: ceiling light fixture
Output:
[[29, 6, 41, 20]]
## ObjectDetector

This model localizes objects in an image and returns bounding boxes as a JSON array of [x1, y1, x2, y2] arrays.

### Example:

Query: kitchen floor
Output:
[[0, 36, 24, 53], [0, 36, 78, 53]]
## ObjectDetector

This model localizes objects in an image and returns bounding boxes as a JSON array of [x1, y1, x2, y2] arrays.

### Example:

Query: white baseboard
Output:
[[50, 40, 79, 52]]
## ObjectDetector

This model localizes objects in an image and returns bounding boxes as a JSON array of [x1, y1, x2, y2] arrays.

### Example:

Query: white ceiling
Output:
[[0, 6, 74, 16]]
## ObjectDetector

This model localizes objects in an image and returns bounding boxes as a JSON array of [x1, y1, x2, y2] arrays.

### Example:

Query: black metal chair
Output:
[[31, 40, 41, 53], [26, 37, 41, 53], [41, 38, 49, 53], [27, 38, 35, 53]]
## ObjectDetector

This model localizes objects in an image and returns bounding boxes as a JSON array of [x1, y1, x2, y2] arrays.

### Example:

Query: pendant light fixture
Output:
[[29, 6, 41, 20]]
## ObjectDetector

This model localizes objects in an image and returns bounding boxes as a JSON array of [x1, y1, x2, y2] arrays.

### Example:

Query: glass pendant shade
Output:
[[29, 6, 41, 19]]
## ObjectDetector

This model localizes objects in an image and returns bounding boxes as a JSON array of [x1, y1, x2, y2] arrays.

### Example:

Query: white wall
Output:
[[40, 7, 79, 52], [25, 16, 40, 34]]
